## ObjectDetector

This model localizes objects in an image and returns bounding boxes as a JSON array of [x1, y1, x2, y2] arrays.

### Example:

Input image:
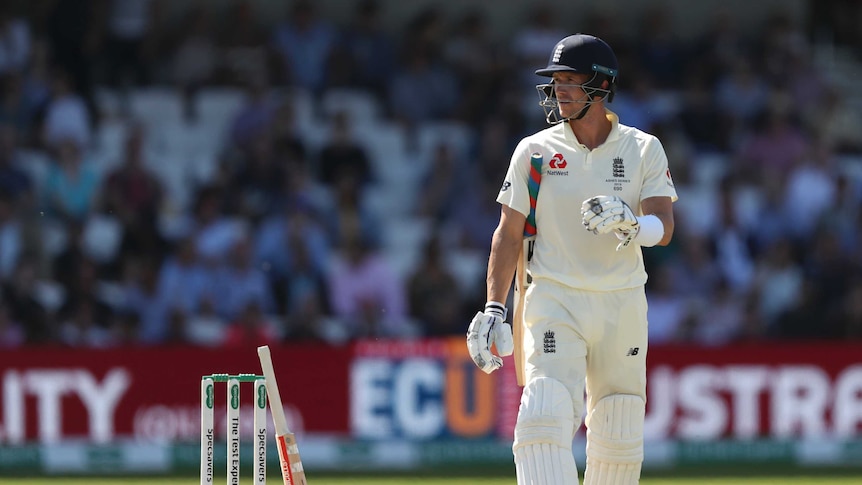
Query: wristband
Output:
[[633, 214, 663, 247], [484, 301, 507, 320]]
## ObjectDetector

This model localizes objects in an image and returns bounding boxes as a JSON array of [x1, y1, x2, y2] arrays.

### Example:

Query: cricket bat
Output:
[[257, 345, 308, 485], [512, 237, 532, 387], [512, 152, 543, 387]]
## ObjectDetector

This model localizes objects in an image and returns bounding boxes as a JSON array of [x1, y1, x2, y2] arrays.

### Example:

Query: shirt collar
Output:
[[562, 108, 620, 149]]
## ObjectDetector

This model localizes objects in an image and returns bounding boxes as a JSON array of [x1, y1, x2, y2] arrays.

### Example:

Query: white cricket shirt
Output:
[[497, 110, 678, 291]]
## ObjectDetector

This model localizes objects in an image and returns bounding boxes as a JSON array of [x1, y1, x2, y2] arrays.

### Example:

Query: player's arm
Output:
[[466, 203, 524, 374], [487, 204, 527, 304], [640, 195, 674, 246]]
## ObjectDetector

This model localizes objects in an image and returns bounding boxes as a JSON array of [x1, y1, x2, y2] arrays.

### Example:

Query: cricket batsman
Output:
[[467, 33, 678, 484]]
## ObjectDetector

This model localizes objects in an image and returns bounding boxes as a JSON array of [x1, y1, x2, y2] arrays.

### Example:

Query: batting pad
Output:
[[583, 394, 645, 485], [513, 377, 579, 484]]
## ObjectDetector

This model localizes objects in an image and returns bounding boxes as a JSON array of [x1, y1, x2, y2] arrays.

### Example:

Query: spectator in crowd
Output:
[[407, 236, 462, 336], [102, 0, 158, 88], [16, 40, 53, 145], [281, 233, 334, 342], [336, 0, 395, 102], [155, 236, 208, 318], [316, 110, 373, 188], [646, 265, 693, 344], [2, 257, 53, 343], [42, 137, 100, 222], [42, 69, 92, 150], [388, 45, 459, 130], [443, 10, 503, 124], [0, 75, 40, 140], [270, 0, 336, 94], [230, 131, 287, 221], [804, 230, 859, 316], [735, 97, 810, 183], [0, 5, 31, 76], [254, 198, 331, 298], [269, 99, 307, 163], [833, 279, 862, 339], [0, 193, 21, 281], [184, 297, 227, 347], [663, 233, 721, 300], [169, 4, 217, 120], [218, 0, 269, 86], [223, 301, 281, 347], [415, 142, 460, 223], [714, 58, 769, 134], [781, 140, 838, 240], [609, 69, 667, 132], [57, 258, 115, 346], [324, 171, 381, 248], [757, 10, 809, 84], [228, 75, 278, 150], [188, 185, 245, 264], [58, 294, 115, 347], [752, 238, 803, 327], [97, 123, 162, 228], [451, 179, 504, 253], [43, 0, 100, 124], [676, 72, 733, 153], [690, 277, 746, 345], [821, 173, 862, 250], [400, 7, 446, 63], [805, 85, 862, 154], [772, 279, 833, 339], [635, 4, 685, 89], [327, 227, 409, 338], [123, 255, 172, 344], [0, 124, 31, 203], [213, 236, 275, 320], [710, 177, 756, 293], [0, 299, 24, 347], [689, 7, 750, 82], [510, 3, 566, 90]]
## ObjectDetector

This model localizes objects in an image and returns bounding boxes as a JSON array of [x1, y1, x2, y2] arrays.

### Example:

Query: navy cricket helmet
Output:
[[536, 33, 619, 81], [537, 34, 618, 101], [535, 34, 619, 123]]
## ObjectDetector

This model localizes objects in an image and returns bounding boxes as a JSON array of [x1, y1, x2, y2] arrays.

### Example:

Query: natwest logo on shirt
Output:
[[549, 153, 567, 169], [547, 153, 569, 176]]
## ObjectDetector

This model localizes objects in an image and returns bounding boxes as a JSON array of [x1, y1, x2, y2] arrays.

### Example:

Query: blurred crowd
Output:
[[1, 0, 862, 349]]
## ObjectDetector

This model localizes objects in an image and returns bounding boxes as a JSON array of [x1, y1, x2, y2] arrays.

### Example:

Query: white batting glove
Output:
[[581, 195, 640, 250], [466, 302, 513, 374]]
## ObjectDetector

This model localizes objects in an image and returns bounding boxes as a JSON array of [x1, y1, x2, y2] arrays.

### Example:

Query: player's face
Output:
[[552, 72, 593, 118]]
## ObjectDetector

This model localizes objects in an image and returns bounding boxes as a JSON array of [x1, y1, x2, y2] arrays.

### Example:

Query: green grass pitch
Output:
[[4, 475, 862, 485]]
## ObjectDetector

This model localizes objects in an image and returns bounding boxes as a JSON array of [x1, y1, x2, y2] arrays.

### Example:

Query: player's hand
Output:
[[581, 195, 640, 250], [466, 303, 513, 374]]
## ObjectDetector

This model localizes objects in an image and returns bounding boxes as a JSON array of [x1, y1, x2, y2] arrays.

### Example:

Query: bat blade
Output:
[[258, 345, 309, 485], [512, 237, 532, 387]]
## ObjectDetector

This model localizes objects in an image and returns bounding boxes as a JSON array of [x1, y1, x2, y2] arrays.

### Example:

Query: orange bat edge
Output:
[[276, 433, 308, 485]]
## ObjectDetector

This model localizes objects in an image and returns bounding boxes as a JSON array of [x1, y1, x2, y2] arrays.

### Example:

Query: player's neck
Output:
[[567, 108, 611, 150]]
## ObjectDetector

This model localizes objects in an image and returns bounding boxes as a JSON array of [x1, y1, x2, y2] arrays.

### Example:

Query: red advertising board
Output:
[[0, 341, 860, 444], [0, 345, 349, 444], [645, 343, 862, 440]]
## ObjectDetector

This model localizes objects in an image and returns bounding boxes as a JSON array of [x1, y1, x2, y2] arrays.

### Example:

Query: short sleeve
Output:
[[496, 139, 534, 217], [640, 136, 678, 203]]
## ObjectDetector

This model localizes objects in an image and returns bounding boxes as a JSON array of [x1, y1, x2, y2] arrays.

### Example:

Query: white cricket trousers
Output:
[[522, 279, 649, 422]]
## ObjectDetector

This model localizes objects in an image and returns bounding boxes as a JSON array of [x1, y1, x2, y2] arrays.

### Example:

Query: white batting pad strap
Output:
[[633, 214, 663, 247], [583, 394, 645, 485]]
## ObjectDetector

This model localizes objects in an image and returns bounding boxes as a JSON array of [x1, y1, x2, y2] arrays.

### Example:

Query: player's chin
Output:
[[558, 108, 579, 119]]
